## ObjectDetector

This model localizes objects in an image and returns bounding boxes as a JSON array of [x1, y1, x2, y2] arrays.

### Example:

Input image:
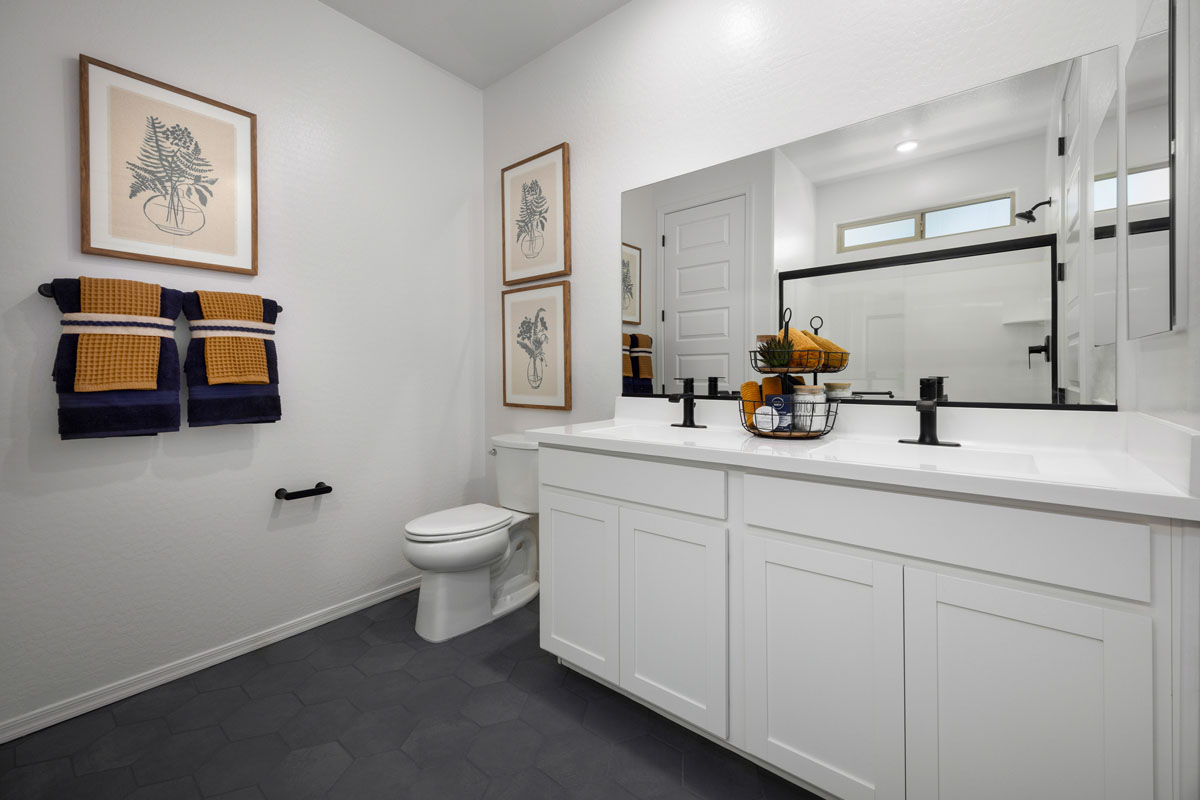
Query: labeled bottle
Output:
[[793, 386, 827, 432]]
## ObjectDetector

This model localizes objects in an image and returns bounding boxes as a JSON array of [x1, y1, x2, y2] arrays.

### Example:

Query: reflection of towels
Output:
[[182, 292, 281, 426], [50, 277, 183, 439], [622, 333, 654, 394], [803, 329, 850, 371]]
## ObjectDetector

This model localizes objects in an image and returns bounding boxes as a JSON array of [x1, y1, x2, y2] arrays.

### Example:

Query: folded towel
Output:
[[50, 277, 183, 439], [182, 292, 281, 426], [803, 329, 850, 371], [622, 333, 654, 394], [778, 327, 824, 370], [740, 381, 762, 428]]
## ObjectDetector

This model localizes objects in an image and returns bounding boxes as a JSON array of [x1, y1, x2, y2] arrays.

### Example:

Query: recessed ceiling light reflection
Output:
[[895, 140, 919, 153]]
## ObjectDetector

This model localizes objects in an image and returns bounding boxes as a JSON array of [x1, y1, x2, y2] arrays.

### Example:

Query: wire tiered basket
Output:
[[740, 313, 849, 440]]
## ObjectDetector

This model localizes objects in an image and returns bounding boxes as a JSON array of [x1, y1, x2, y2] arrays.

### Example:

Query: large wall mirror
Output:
[[621, 32, 1173, 408]]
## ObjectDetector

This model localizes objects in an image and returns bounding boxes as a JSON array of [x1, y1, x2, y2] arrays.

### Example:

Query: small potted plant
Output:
[[756, 335, 793, 371]]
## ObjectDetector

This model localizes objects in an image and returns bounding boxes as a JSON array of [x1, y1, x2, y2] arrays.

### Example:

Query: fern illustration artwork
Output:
[[515, 179, 549, 259], [516, 308, 551, 389], [126, 116, 217, 236], [621, 255, 635, 312]]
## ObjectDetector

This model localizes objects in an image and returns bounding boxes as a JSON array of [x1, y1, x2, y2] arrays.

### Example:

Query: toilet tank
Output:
[[492, 433, 539, 513]]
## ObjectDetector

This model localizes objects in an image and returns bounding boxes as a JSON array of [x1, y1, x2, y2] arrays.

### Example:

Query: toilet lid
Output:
[[405, 503, 514, 541]]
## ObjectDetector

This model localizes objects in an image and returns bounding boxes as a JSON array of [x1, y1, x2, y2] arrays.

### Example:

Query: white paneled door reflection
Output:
[[663, 195, 746, 393]]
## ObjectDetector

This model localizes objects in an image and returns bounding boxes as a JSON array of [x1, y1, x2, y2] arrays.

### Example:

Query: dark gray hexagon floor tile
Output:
[[581, 693, 651, 742], [258, 741, 352, 800], [361, 594, 416, 622], [644, 714, 709, 754], [360, 618, 412, 646], [510, 657, 567, 693], [758, 766, 821, 799], [404, 675, 472, 716], [534, 728, 613, 788], [0, 745, 13, 775], [12, 707, 114, 765], [132, 726, 227, 786], [456, 650, 518, 687], [61, 765, 139, 799], [484, 768, 571, 800], [279, 698, 359, 749], [520, 686, 587, 734], [611, 735, 684, 798], [126, 775, 202, 799], [404, 645, 465, 681], [449, 624, 514, 657], [491, 607, 539, 638], [400, 714, 481, 764], [562, 670, 613, 701], [682, 742, 764, 800], [353, 642, 416, 675], [193, 734, 289, 796], [167, 687, 250, 733], [242, 661, 315, 699], [465, 718, 544, 777], [209, 788, 265, 800], [312, 613, 372, 642], [190, 653, 267, 693], [112, 680, 198, 725], [295, 665, 365, 705], [566, 780, 639, 800], [326, 750, 419, 800], [339, 704, 421, 757], [346, 669, 417, 712], [502, 631, 544, 662], [462, 681, 528, 726], [73, 718, 169, 775], [260, 631, 320, 665], [306, 637, 369, 671], [0, 758, 75, 800], [408, 755, 489, 800], [219, 694, 303, 741]]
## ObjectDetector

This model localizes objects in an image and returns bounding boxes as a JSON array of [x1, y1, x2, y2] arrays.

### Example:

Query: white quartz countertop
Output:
[[525, 399, 1200, 522]]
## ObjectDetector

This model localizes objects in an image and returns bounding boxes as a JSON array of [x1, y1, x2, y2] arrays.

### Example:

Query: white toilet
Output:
[[401, 433, 540, 642]]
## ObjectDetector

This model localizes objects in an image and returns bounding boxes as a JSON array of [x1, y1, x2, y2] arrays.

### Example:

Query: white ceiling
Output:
[[780, 60, 1069, 185], [319, 0, 632, 88]]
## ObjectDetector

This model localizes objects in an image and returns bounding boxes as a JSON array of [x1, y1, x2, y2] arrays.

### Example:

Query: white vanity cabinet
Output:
[[538, 448, 730, 736], [742, 536, 905, 800], [903, 569, 1153, 800]]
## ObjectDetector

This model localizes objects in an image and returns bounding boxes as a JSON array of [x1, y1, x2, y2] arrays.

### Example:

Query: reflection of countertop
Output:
[[526, 398, 1200, 522]]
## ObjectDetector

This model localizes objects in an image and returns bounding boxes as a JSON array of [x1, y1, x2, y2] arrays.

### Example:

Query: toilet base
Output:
[[414, 569, 540, 643]]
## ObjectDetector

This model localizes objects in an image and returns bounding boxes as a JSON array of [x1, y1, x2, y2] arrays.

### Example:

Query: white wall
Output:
[[0, 0, 484, 735], [620, 184, 657, 355], [481, 0, 1141, 461], [773, 149, 817, 273]]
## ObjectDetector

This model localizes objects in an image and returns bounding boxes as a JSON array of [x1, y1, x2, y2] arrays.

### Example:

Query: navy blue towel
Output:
[[181, 293, 282, 427], [50, 278, 183, 439]]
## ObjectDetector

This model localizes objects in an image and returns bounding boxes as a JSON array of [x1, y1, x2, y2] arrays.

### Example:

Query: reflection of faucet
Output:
[[669, 378, 707, 429], [899, 376, 960, 447]]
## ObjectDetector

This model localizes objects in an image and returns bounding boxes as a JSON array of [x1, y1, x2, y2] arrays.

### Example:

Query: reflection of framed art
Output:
[[501, 142, 570, 285], [502, 280, 571, 410], [80, 55, 258, 275], [621, 243, 641, 324]]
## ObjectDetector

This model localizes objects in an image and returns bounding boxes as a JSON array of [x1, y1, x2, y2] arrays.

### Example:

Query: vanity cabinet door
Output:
[[743, 536, 905, 800], [904, 568, 1153, 800], [539, 491, 620, 683], [618, 509, 727, 737]]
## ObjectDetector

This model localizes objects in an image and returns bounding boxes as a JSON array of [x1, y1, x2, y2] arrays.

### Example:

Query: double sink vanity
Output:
[[527, 397, 1200, 800]]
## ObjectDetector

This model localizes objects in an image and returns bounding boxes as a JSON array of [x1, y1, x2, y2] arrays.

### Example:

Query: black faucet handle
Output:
[[673, 377, 696, 394], [919, 376, 949, 403]]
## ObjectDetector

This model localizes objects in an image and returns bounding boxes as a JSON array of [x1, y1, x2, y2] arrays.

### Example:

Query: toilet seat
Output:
[[405, 503, 514, 542]]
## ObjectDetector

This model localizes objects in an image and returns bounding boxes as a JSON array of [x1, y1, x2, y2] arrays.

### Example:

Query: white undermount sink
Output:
[[811, 438, 1040, 476], [578, 423, 749, 448]]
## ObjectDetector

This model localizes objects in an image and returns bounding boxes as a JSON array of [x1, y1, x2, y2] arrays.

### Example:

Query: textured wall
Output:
[[481, 0, 1142, 464], [0, 0, 485, 732]]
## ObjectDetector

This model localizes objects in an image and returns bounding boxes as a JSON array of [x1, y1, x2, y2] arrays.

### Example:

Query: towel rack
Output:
[[38, 283, 282, 314], [275, 482, 332, 501]]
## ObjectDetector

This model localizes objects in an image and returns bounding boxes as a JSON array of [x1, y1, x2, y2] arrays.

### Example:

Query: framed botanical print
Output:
[[502, 280, 571, 410], [621, 243, 642, 324], [80, 55, 258, 275], [501, 142, 570, 285]]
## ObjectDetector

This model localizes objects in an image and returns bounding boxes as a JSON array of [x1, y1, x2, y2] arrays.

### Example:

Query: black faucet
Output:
[[899, 376, 960, 447], [669, 378, 707, 429]]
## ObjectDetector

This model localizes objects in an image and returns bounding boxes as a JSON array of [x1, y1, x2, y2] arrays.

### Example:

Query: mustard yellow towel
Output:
[[804, 329, 850, 371], [778, 327, 824, 370], [197, 291, 269, 385], [740, 381, 762, 428], [74, 277, 163, 392]]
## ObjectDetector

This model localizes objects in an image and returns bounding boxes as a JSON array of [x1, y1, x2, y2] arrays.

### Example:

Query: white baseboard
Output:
[[0, 577, 421, 745]]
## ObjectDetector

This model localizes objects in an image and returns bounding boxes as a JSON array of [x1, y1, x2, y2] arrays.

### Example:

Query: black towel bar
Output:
[[275, 482, 331, 501], [38, 283, 282, 313]]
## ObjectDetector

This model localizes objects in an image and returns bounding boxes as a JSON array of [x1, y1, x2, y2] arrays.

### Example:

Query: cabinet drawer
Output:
[[744, 474, 1151, 601], [540, 447, 727, 519]]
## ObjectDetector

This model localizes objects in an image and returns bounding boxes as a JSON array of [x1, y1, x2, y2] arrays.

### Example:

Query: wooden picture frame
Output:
[[80, 55, 258, 275], [501, 142, 570, 285], [502, 280, 572, 410], [621, 242, 642, 324]]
